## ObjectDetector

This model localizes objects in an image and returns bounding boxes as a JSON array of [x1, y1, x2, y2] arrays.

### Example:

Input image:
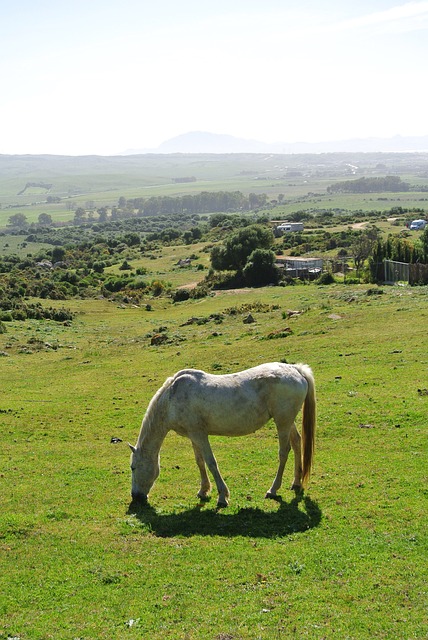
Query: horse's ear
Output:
[[128, 443, 137, 453]]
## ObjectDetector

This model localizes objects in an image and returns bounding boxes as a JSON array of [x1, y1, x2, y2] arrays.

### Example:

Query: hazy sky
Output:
[[1, 0, 428, 155]]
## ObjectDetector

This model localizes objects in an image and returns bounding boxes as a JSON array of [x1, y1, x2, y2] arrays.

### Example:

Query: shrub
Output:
[[48, 307, 74, 322], [190, 283, 211, 299], [205, 270, 245, 290], [92, 261, 106, 273], [103, 276, 129, 292], [243, 249, 279, 287], [129, 277, 148, 290], [150, 280, 166, 296], [344, 277, 360, 285], [172, 288, 191, 303], [316, 272, 336, 285]]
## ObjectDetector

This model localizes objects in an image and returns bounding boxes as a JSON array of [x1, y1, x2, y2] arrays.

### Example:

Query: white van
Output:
[[409, 219, 427, 230]]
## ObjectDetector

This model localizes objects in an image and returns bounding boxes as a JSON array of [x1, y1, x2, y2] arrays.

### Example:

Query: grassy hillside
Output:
[[1, 281, 427, 639]]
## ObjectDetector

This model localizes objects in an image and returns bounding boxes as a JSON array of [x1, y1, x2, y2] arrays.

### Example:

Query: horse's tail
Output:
[[294, 364, 316, 487]]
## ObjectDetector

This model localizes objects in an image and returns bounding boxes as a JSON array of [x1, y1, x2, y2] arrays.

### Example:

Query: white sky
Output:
[[1, 0, 428, 155]]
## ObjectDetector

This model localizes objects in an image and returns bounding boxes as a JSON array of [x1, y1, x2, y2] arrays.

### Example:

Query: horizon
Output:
[[2, 130, 428, 158], [2, 1, 428, 156]]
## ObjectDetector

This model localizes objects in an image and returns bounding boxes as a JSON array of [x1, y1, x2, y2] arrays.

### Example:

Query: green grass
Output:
[[0, 235, 52, 257], [115, 243, 210, 288], [1, 282, 427, 639]]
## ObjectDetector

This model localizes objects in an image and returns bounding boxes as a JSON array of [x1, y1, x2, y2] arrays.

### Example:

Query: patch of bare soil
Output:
[[214, 288, 253, 295]]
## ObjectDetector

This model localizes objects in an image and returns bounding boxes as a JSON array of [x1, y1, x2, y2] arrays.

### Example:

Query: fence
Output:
[[384, 260, 409, 284], [382, 260, 428, 285], [409, 262, 428, 285]]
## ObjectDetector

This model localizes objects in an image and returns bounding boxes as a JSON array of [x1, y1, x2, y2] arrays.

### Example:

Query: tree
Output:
[[38, 213, 53, 226], [73, 208, 86, 225], [351, 228, 379, 276], [243, 249, 279, 286], [249, 193, 268, 209], [420, 226, 428, 263], [211, 224, 274, 271], [97, 207, 109, 223], [8, 213, 28, 229], [52, 246, 66, 263]]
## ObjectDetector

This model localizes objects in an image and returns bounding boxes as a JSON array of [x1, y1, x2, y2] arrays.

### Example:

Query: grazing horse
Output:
[[129, 362, 316, 508]]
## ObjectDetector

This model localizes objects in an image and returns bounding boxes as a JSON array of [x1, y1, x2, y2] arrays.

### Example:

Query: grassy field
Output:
[[1, 152, 428, 227], [1, 280, 427, 639]]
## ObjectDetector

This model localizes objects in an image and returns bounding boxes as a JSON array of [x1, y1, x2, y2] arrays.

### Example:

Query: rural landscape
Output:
[[1, 151, 427, 639]]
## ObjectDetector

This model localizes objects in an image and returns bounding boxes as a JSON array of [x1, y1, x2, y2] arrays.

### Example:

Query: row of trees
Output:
[[370, 230, 428, 267], [5, 191, 270, 231], [123, 191, 269, 216], [327, 176, 410, 194]]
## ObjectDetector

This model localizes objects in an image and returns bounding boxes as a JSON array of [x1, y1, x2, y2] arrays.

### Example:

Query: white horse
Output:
[[129, 362, 316, 508]]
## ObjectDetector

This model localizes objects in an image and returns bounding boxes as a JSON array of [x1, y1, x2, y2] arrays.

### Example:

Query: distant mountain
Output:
[[122, 131, 428, 155], [158, 131, 269, 154]]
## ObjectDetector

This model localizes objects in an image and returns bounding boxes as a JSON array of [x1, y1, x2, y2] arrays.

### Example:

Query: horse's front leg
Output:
[[190, 433, 230, 508], [266, 421, 293, 499], [191, 442, 211, 500]]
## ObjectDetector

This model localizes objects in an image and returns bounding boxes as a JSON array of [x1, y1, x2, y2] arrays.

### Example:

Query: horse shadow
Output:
[[127, 492, 322, 538]]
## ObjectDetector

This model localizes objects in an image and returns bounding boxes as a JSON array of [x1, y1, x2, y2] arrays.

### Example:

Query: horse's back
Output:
[[165, 363, 310, 436]]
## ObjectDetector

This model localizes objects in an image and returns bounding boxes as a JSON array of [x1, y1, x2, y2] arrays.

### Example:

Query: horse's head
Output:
[[128, 443, 160, 503]]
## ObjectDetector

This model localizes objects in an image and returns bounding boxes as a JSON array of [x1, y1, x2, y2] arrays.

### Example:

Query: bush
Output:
[[190, 283, 211, 299], [92, 261, 106, 273], [211, 224, 274, 271], [243, 249, 279, 287], [150, 280, 166, 296], [206, 270, 245, 290], [103, 276, 129, 292], [172, 288, 191, 303], [316, 272, 336, 285], [129, 277, 148, 290], [344, 277, 360, 285]]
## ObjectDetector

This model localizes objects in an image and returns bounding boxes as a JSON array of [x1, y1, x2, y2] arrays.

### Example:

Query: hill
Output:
[[124, 131, 428, 154]]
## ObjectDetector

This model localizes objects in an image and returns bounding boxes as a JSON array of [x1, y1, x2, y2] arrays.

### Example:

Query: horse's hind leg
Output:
[[265, 421, 293, 499], [289, 423, 303, 490], [190, 433, 230, 508], [192, 442, 211, 500]]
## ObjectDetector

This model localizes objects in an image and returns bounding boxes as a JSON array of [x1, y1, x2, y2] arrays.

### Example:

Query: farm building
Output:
[[276, 256, 323, 279]]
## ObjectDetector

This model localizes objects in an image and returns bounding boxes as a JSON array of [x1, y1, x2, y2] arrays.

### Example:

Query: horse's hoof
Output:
[[291, 484, 302, 492], [216, 500, 228, 509], [265, 491, 282, 502], [197, 494, 210, 502]]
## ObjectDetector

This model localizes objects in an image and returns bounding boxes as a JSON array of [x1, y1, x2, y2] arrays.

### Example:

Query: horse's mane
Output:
[[136, 373, 177, 447]]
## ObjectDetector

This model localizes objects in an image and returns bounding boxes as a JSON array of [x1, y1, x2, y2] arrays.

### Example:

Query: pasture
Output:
[[1, 282, 427, 639]]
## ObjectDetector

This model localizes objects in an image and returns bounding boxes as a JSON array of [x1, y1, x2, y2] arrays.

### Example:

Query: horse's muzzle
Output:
[[131, 491, 148, 504]]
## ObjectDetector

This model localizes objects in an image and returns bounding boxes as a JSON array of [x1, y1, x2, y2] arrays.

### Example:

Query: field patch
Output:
[[1, 283, 427, 639]]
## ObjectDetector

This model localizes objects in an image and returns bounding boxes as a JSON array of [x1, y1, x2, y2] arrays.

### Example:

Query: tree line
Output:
[[124, 190, 268, 216], [327, 176, 411, 194]]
